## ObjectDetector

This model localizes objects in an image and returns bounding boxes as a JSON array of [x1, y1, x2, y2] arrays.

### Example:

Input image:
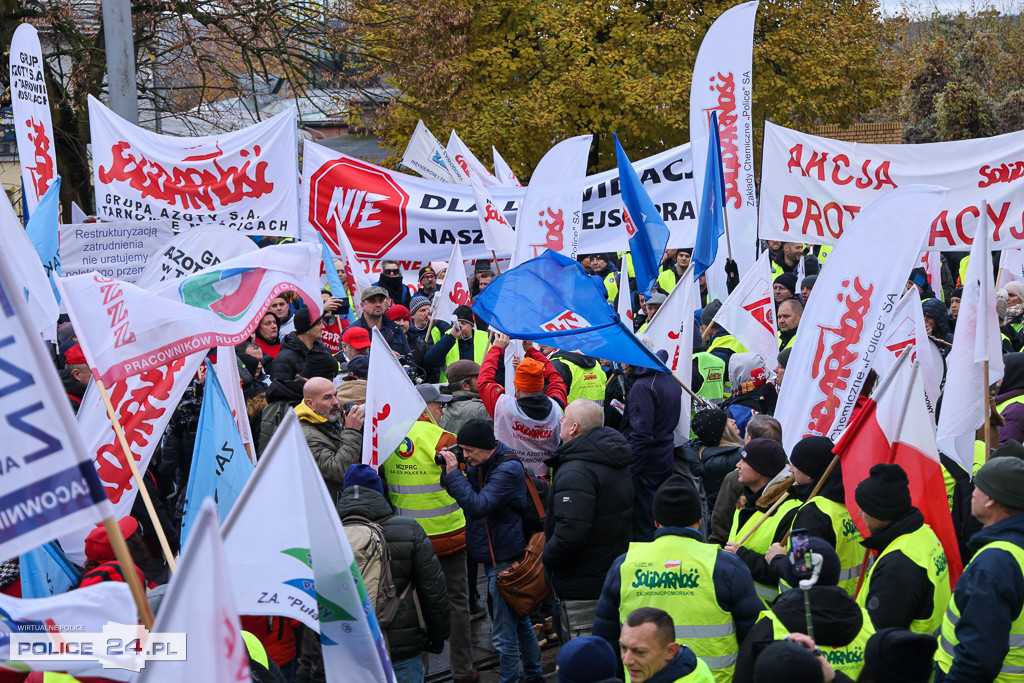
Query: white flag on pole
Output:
[[363, 327, 427, 468], [432, 241, 472, 324], [223, 413, 395, 682], [711, 250, 776, 371], [469, 175, 518, 255], [643, 264, 696, 440], [0, 187, 58, 341], [492, 147, 522, 187], [512, 135, 592, 267], [140, 500, 251, 682], [448, 131, 501, 187], [871, 288, 942, 421], [937, 202, 1004, 473], [617, 267, 634, 329], [217, 346, 255, 454], [774, 186, 949, 453], [10, 24, 58, 215], [402, 120, 467, 184]]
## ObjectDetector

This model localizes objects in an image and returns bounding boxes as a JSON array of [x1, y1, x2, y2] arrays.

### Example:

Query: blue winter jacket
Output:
[[442, 443, 528, 566], [592, 526, 763, 647], [622, 364, 682, 476], [936, 512, 1024, 682]]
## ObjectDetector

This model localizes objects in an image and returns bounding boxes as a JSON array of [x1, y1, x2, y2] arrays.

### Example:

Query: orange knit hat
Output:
[[514, 358, 545, 392]]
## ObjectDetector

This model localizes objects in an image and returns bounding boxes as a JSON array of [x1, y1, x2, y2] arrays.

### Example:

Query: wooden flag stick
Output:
[[737, 492, 790, 547], [104, 516, 155, 629], [491, 251, 503, 275], [95, 378, 177, 574], [780, 455, 841, 546]]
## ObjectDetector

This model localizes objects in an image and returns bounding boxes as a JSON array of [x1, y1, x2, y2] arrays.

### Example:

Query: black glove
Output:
[[426, 639, 445, 654], [724, 258, 740, 293]]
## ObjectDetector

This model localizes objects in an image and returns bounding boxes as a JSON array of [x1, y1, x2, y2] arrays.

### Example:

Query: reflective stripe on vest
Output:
[[857, 524, 951, 635], [764, 609, 873, 678], [440, 330, 489, 383], [799, 498, 865, 596], [695, 353, 725, 402], [729, 498, 802, 604], [380, 421, 466, 537], [936, 540, 1024, 679], [242, 630, 269, 669], [618, 535, 740, 682], [562, 358, 607, 403]]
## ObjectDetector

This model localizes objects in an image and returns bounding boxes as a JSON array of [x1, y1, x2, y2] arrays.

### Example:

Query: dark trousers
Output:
[[632, 472, 662, 542]]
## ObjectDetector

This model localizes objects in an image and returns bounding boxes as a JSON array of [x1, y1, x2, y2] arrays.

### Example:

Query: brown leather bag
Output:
[[482, 465, 550, 616]]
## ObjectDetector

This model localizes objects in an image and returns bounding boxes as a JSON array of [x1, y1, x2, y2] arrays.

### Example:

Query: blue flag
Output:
[[693, 112, 727, 280], [25, 176, 61, 302], [472, 250, 669, 371], [318, 233, 356, 324], [19, 541, 80, 598], [614, 134, 669, 297], [180, 359, 254, 548]]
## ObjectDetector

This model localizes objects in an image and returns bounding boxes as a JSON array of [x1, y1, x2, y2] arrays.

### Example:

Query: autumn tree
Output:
[[342, 0, 902, 176]]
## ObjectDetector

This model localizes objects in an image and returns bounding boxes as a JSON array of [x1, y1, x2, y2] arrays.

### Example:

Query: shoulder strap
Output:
[[519, 462, 545, 521], [480, 469, 499, 567]]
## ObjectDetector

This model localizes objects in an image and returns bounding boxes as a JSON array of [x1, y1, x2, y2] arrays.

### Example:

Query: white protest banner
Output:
[[774, 185, 949, 453], [512, 135, 593, 265], [689, 1, 759, 300], [711, 250, 776, 370], [363, 327, 427, 469], [470, 174, 518, 255], [0, 186, 58, 341], [304, 139, 698, 262], [617, 266, 634, 329], [432, 241, 471, 323], [134, 224, 259, 288], [60, 220, 175, 283], [0, 249, 112, 561], [60, 352, 204, 565], [58, 243, 322, 385], [870, 288, 942, 420], [643, 263, 697, 440], [402, 120, 467, 184], [493, 147, 522, 187], [448, 130, 501, 187], [223, 414, 395, 682], [140, 501, 251, 682], [89, 95, 299, 236], [1000, 248, 1024, 284], [217, 346, 256, 454], [760, 121, 1024, 250], [10, 24, 57, 216]]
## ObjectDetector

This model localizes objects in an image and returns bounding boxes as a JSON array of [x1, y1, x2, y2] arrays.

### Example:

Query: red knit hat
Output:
[[84, 517, 139, 564]]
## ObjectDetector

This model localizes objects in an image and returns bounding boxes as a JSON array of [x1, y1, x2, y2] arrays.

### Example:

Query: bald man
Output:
[[295, 377, 365, 500], [544, 399, 635, 638]]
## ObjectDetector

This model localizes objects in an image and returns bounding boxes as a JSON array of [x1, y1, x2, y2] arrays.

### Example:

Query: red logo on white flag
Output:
[[26, 117, 55, 198], [530, 207, 565, 255], [541, 310, 592, 333], [448, 281, 471, 306], [741, 282, 775, 335]]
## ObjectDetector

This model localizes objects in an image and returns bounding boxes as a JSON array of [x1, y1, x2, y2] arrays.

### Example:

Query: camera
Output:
[[435, 445, 465, 467]]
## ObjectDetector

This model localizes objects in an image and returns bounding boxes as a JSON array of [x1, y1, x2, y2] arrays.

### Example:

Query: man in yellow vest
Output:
[[593, 476, 762, 682], [854, 464, 950, 635], [733, 539, 875, 682], [763, 437, 864, 597], [619, 608, 716, 682], [777, 299, 802, 351], [656, 248, 693, 294], [724, 439, 800, 605], [935, 456, 1024, 682], [423, 305, 489, 383], [378, 384, 478, 683], [547, 348, 607, 405]]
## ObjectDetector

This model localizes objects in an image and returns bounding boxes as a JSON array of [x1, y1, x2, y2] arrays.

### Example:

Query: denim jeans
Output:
[[391, 655, 425, 683], [486, 563, 544, 683]]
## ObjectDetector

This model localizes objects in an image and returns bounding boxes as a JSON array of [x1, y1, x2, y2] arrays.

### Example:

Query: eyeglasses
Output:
[[383, 269, 400, 275]]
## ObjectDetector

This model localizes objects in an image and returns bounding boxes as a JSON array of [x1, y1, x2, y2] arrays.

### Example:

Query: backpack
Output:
[[342, 515, 410, 628]]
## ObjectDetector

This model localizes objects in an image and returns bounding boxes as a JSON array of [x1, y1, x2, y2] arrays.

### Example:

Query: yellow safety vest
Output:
[[935, 540, 1024, 680], [440, 330, 489, 383], [658, 268, 684, 294], [695, 352, 725, 402], [559, 357, 607, 403], [707, 335, 747, 356], [771, 261, 784, 281], [817, 245, 834, 264], [856, 524, 951, 634], [778, 498, 864, 596], [763, 608, 874, 679], [380, 421, 466, 537], [242, 630, 269, 669], [604, 271, 619, 302], [729, 498, 802, 603], [618, 535, 740, 682]]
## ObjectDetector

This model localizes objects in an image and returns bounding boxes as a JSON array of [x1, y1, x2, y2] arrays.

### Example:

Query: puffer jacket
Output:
[[622, 361, 682, 476], [680, 441, 742, 512], [336, 485, 450, 662], [442, 443, 528, 566], [270, 332, 314, 395], [996, 353, 1024, 445], [295, 402, 361, 502], [439, 390, 491, 434], [543, 427, 634, 599]]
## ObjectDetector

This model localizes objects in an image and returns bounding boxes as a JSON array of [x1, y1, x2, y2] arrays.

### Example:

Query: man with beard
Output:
[[295, 377, 365, 501], [60, 343, 90, 414], [374, 259, 413, 308], [777, 299, 802, 351], [353, 286, 412, 356], [417, 265, 439, 300]]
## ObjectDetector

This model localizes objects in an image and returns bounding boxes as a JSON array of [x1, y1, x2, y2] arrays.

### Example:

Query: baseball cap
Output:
[[342, 326, 371, 350], [361, 286, 388, 302]]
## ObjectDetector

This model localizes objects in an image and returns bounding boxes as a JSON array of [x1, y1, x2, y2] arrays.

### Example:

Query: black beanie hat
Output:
[[855, 463, 912, 521], [753, 640, 824, 683], [294, 307, 322, 335], [700, 299, 723, 327], [453, 305, 476, 324], [775, 273, 798, 296], [692, 407, 728, 447], [301, 348, 339, 380], [860, 627, 937, 683], [741, 438, 788, 478], [653, 476, 703, 528], [457, 419, 496, 450], [790, 436, 835, 481]]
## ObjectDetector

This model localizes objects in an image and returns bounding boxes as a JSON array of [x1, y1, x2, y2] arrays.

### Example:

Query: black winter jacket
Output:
[[542, 427, 634, 599], [858, 508, 935, 631], [336, 486, 450, 661], [622, 364, 681, 476], [270, 333, 333, 396], [680, 441, 742, 512]]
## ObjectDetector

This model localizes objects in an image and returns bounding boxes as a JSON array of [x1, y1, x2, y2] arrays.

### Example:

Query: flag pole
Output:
[[104, 516, 155, 629], [95, 378, 178, 574], [736, 492, 790, 547], [984, 360, 993, 461], [491, 251, 503, 275], [722, 204, 734, 261]]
